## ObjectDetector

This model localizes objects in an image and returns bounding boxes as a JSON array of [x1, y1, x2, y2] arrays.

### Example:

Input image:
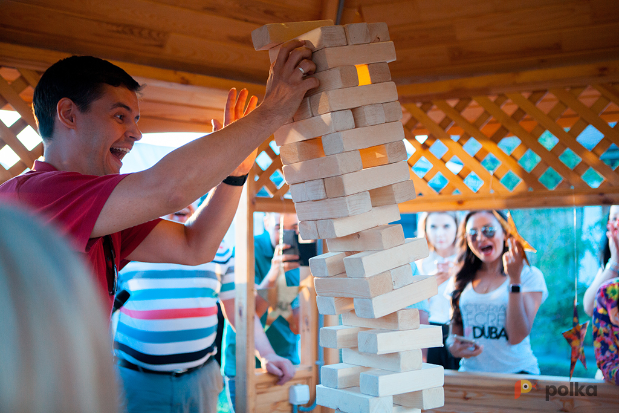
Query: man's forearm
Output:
[[184, 181, 243, 263]]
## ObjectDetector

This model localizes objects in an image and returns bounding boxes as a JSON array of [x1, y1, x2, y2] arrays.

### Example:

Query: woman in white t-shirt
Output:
[[447, 210, 548, 374], [416, 212, 460, 369]]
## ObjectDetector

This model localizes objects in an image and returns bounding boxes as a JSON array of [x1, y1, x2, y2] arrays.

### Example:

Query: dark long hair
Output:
[[451, 210, 509, 327]]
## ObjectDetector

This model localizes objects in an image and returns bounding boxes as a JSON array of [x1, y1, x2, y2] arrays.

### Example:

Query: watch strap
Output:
[[222, 174, 248, 187]]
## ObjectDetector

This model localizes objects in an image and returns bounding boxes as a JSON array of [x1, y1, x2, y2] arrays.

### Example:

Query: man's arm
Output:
[[220, 298, 296, 385], [92, 41, 318, 258]]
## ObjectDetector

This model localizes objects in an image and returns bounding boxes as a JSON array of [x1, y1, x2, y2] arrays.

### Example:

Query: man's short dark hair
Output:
[[33, 56, 142, 140]]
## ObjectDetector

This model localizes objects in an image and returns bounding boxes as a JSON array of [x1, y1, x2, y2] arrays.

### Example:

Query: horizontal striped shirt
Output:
[[112, 242, 234, 372]]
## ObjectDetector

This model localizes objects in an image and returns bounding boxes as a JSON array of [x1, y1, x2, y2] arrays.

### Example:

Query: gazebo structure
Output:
[[1, 1, 619, 411]]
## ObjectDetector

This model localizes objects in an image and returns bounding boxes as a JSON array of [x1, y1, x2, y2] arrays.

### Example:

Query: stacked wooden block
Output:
[[253, 20, 445, 413]]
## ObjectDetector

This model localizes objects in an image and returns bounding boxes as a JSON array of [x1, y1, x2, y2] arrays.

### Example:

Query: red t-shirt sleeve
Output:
[[5, 170, 126, 251]]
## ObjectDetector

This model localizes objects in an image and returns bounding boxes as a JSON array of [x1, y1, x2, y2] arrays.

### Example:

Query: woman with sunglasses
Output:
[[446, 210, 548, 374]]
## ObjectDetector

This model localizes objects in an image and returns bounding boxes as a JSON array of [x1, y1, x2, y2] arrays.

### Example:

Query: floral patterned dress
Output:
[[593, 277, 619, 384]]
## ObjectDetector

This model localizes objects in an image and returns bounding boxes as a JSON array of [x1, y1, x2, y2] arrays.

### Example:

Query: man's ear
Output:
[[56, 98, 78, 131]]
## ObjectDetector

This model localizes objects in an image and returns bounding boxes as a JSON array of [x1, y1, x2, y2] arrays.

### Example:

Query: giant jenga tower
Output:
[[253, 20, 445, 413]]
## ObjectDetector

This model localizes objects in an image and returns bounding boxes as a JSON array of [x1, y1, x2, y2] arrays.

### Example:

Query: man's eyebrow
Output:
[[110, 102, 140, 121]]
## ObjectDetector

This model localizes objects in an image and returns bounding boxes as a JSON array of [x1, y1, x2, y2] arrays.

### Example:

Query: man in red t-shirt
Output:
[[0, 44, 316, 326]]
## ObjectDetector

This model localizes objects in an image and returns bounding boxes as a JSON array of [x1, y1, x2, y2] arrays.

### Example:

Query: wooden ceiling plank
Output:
[[16, 0, 259, 49], [551, 88, 619, 146], [506, 92, 619, 185], [433, 99, 544, 191], [474, 95, 588, 187], [155, 0, 320, 26], [0, 42, 266, 96]]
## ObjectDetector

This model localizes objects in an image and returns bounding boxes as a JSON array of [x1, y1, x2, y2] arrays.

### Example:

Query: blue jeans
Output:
[[118, 360, 223, 413]]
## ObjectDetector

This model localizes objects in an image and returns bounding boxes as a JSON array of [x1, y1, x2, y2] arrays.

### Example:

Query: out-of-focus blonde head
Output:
[[0, 203, 118, 413]]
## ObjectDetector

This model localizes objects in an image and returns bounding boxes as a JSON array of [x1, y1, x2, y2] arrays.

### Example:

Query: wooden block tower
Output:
[[253, 20, 445, 413]]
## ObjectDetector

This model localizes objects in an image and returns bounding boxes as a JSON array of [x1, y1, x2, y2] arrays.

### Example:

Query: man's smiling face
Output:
[[75, 84, 141, 175]]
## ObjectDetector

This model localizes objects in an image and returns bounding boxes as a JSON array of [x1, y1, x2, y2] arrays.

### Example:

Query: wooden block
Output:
[[314, 270, 392, 299], [310, 82, 398, 116], [305, 178, 327, 200], [317, 204, 400, 239], [352, 104, 385, 127], [342, 308, 419, 330], [392, 402, 423, 413], [321, 363, 371, 389], [293, 97, 313, 122], [290, 180, 326, 203], [345, 238, 429, 278], [316, 296, 355, 315], [299, 220, 318, 240], [369, 180, 416, 207], [326, 224, 405, 252], [354, 276, 437, 319], [316, 385, 393, 413], [283, 151, 362, 185], [382, 101, 402, 123], [391, 264, 416, 289], [358, 325, 443, 354], [309, 251, 347, 278], [312, 41, 396, 72], [268, 25, 347, 61], [368, 62, 392, 83], [324, 161, 410, 198], [322, 120, 404, 155], [393, 387, 445, 410], [307, 65, 359, 97], [295, 191, 372, 221], [289, 182, 308, 202], [275, 110, 355, 146], [360, 364, 444, 397], [360, 141, 407, 169], [342, 348, 422, 373], [320, 325, 364, 349], [280, 138, 325, 165], [252, 20, 334, 50], [344, 23, 371, 44], [368, 22, 390, 43]]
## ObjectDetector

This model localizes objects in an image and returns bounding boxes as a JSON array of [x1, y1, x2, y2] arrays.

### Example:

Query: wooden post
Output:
[[235, 183, 256, 412]]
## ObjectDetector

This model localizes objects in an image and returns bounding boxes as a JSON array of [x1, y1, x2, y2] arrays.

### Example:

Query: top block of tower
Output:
[[252, 20, 334, 50]]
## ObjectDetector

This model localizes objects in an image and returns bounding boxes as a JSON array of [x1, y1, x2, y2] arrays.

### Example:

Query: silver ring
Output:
[[298, 66, 305, 75]]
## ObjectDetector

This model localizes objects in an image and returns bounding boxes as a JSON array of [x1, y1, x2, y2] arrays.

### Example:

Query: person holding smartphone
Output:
[[446, 210, 548, 374]]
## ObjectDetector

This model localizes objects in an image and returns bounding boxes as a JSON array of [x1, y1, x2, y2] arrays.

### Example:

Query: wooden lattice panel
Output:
[[0, 66, 43, 184], [399, 83, 619, 211]]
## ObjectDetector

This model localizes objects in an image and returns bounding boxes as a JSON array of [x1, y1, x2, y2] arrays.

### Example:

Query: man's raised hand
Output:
[[212, 88, 259, 177], [261, 40, 319, 124]]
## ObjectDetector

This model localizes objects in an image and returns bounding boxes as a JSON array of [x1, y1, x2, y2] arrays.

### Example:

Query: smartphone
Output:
[[454, 335, 477, 345], [282, 229, 317, 266]]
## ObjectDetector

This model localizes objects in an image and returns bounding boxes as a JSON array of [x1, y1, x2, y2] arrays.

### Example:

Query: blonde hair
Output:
[[418, 211, 460, 251], [0, 204, 118, 413]]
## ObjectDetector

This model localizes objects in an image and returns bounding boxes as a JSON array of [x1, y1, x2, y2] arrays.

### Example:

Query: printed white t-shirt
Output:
[[445, 266, 548, 374], [416, 250, 458, 324]]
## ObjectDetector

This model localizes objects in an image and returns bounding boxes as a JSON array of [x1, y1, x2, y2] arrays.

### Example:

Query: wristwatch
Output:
[[509, 284, 521, 293]]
